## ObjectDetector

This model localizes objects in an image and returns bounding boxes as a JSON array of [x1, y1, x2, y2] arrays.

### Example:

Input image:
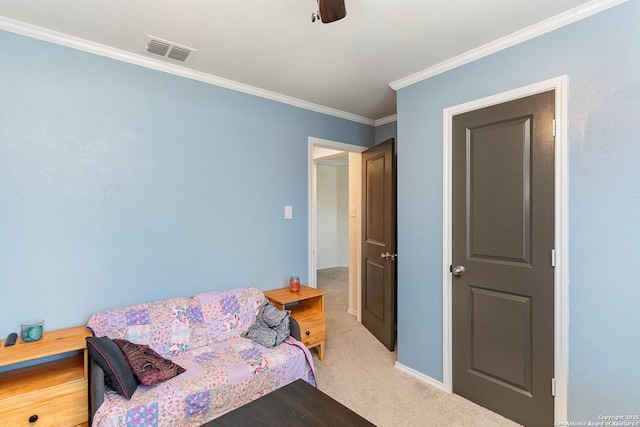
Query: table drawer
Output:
[[0, 380, 88, 427], [296, 313, 326, 347]]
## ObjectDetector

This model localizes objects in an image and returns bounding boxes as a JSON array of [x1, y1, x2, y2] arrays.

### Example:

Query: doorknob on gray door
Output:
[[452, 265, 466, 276], [381, 252, 398, 261]]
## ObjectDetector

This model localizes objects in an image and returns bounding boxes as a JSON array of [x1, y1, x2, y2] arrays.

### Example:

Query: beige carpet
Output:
[[311, 267, 520, 427]]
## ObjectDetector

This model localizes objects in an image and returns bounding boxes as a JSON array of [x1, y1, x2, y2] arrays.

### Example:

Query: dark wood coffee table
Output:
[[204, 379, 376, 426]]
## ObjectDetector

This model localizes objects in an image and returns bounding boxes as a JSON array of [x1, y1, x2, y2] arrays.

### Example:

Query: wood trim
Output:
[[0, 16, 374, 126], [390, 0, 628, 90], [441, 75, 569, 423], [308, 137, 366, 306], [394, 362, 444, 391]]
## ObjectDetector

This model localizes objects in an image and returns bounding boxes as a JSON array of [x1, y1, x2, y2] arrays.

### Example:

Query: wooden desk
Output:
[[207, 379, 376, 426], [264, 285, 327, 360]]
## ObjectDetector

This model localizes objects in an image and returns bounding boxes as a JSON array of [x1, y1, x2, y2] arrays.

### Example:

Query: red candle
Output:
[[289, 276, 300, 292]]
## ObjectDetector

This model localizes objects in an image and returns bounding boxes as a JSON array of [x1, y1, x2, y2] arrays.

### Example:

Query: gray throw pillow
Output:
[[86, 336, 139, 399], [242, 299, 290, 348]]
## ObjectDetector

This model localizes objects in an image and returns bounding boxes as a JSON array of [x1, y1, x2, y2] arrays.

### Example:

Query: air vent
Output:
[[146, 39, 171, 56], [143, 36, 196, 63], [167, 46, 191, 62]]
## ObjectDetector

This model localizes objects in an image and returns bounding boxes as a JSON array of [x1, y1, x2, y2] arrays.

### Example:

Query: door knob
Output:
[[452, 265, 466, 276], [381, 252, 391, 260]]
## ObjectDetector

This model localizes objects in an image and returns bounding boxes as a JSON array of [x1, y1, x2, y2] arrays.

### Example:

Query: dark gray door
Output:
[[452, 91, 555, 427], [361, 138, 396, 351]]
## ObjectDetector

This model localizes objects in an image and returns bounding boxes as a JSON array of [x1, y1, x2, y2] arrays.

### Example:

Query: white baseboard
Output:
[[394, 362, 445, 391], [347, 308, 357, 317]]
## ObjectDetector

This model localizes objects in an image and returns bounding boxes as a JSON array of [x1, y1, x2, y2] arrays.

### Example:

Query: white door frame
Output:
[[441, 75, 569, 423], [308, 137, 366, 314]]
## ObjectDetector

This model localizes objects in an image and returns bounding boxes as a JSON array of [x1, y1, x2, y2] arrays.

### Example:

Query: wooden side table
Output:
[[264, 285, 327, 360], [0, 325, 92, 427]]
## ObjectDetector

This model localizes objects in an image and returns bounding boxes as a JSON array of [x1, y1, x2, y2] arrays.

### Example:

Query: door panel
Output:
[[469, 286, 532, 395], [452, 91, 554, 427], [365, 155, 385, 243], [469, 117, 531, 264], [365, 260, 385, 321], [361, 138, 396, 351]]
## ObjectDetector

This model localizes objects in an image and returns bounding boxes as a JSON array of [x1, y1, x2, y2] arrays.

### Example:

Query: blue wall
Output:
[[396, 1, 640, 421], [374, 120, 397, 144], [0, 30, 374, 334]]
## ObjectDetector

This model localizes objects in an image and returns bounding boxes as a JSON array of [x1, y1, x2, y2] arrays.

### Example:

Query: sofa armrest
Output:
[[289, 317, 301, 341], [89, 356, 105, 421]]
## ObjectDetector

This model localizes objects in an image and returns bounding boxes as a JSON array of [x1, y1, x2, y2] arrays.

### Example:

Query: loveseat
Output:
[[86, 287, 316, 427]]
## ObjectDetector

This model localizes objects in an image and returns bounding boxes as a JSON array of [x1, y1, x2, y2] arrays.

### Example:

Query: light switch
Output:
[[284, 205, 293, 219], [350, 206, 356, 217]]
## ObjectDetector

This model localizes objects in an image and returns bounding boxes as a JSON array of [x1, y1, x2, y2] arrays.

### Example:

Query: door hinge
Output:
[[552, 119, 556, 137], [551, 378, 556, 396], [551, 249, 556, 267]]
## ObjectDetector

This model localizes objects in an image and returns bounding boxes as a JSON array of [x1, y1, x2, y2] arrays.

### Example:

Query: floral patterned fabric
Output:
[[87, 296, 209, 358], [87, 288, 316, 427]]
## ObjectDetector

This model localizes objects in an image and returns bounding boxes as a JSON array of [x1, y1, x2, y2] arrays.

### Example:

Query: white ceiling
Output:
[[0, 0, 614, 124]]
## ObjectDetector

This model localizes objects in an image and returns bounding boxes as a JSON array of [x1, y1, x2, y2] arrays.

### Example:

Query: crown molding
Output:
[[389, 0, 629, 91], [0, 16, 376, 126], [374, 114, 397, 127]]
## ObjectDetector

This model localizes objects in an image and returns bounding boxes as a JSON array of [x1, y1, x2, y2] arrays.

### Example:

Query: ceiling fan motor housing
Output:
[[319, 0, 346, 23]]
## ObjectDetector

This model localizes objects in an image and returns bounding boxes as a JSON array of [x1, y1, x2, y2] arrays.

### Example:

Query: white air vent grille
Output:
[[167, 46, 191, 62], [143, 36, 195, 63], [146, 39, 171, 56]]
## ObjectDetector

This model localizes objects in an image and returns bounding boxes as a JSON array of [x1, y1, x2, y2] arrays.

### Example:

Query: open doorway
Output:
[[308, 137, 366, 319]]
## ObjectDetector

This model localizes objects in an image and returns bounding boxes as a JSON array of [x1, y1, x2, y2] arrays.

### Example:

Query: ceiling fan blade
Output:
[[319, 0, 346, 23]]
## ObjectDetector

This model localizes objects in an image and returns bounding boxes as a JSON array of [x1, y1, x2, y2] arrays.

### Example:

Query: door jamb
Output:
[[308, 137, 366, 315], [441, 75, 568, 423]]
